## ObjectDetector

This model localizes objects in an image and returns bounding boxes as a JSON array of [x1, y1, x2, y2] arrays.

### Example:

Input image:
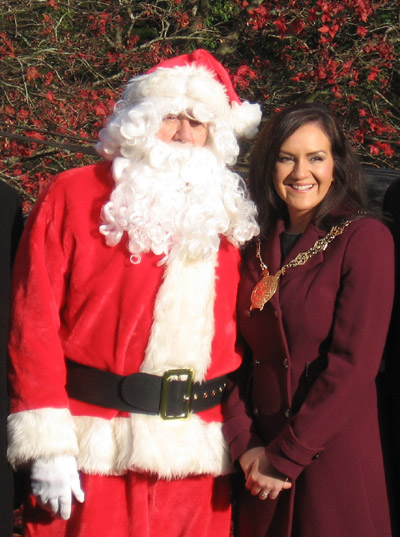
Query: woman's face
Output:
[[273, 122, 335, 233]]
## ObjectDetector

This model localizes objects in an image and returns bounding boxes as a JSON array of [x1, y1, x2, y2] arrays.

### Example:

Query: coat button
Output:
[[284, 408, 291, 418], [254, 360, 261, 366], [312, 453, 319, 460], [274, 310, 279, 318], [253, 407, 259, 416], [283, 358, 289, 368]]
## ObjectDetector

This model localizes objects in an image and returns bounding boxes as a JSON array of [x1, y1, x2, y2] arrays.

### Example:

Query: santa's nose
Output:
[[173, 119, 195, 144]]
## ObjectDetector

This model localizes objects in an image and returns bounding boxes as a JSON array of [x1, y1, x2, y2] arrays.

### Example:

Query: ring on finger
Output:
[[259, 490, 269, 500]]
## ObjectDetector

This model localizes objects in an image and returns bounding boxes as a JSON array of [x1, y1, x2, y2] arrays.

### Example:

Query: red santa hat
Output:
[[122, 49, 262, 139]]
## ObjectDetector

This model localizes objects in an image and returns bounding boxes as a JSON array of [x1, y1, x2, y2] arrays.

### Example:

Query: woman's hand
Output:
[[239, 447, 292, 500]]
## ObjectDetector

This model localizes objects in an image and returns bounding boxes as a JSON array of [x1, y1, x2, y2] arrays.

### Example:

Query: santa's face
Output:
[[100, 103, 259, 262], [156, 113, 209, 147]]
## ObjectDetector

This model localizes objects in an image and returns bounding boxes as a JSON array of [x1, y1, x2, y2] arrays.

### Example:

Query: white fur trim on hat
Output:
[[122, 63, 261, 139], [124, 65, 232, 124]]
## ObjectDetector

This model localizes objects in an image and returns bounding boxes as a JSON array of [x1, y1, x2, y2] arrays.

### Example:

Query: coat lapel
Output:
[[279, 223, 326, 290]]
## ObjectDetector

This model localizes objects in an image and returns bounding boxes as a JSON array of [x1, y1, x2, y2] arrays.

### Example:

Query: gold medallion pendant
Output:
[[250, 270, 281, 311]]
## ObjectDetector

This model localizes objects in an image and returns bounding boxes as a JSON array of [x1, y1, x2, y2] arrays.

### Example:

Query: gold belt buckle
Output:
[[160, 369, 194, 420]]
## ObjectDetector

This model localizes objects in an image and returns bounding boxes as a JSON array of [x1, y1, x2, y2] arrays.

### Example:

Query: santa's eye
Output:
[[164, 114, 179, 122]]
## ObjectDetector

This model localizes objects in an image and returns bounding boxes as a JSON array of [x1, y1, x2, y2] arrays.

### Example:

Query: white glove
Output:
[[30, 455, 85, 520]]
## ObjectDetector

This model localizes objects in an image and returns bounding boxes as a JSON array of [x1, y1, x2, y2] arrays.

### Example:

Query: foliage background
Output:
[[1, 0, 399, 212]]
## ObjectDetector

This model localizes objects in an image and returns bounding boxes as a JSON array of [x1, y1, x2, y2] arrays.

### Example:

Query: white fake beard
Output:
[[99, 138, 258, 262]]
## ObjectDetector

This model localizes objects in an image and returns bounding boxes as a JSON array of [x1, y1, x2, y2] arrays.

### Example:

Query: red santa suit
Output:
[[7, 161, 245, 537], [7, 47, 262, 537]]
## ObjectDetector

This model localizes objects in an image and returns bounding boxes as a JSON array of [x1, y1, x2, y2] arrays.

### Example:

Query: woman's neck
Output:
[[287, 212, 312, 233]]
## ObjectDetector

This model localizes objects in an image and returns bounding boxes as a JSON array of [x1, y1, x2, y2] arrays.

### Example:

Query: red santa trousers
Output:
[[23, 471, 232, 537]]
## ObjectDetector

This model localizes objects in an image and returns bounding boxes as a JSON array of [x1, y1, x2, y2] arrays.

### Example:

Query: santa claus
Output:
[[7, 49, 261, 537]]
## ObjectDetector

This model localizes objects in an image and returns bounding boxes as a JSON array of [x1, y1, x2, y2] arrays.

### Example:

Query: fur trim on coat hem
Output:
[[75, 413, 232, 478]]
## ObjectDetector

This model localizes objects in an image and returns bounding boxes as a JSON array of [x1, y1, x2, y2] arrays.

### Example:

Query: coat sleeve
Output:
[[266, 219, 394, 479], [7, 182, 79, 468]]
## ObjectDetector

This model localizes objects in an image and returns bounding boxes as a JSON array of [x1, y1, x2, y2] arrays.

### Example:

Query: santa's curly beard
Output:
[[99, 137, 259, 263]]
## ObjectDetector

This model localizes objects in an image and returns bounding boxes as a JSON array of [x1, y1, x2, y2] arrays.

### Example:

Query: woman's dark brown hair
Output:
[[249, 102, 369, 237]]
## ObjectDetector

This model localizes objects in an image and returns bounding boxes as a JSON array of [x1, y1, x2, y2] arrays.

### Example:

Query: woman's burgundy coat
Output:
[[223, 216, 394, 537]]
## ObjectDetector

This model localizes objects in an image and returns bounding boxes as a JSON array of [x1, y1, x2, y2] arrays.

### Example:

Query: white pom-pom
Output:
[[231, 101, 262, 139]]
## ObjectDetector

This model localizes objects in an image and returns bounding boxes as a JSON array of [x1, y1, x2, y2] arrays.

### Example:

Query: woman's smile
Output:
[[287, 183, 314, 191]]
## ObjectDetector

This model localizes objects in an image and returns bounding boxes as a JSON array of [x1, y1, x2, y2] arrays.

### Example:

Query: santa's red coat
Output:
[[7, 161, 242, 536]]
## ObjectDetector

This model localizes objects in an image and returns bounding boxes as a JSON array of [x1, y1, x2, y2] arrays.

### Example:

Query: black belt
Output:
[[65, 359, 227, 420]]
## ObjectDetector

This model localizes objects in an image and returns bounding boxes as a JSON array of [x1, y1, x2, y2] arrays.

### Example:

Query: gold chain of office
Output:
[[250, 217, 359, 312]]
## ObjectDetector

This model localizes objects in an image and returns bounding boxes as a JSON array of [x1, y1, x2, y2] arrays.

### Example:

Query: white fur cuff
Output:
[[7, 408, 79, 469]]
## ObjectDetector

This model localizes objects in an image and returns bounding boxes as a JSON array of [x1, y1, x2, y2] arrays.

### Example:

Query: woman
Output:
[[223, 103, 394, 537]]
